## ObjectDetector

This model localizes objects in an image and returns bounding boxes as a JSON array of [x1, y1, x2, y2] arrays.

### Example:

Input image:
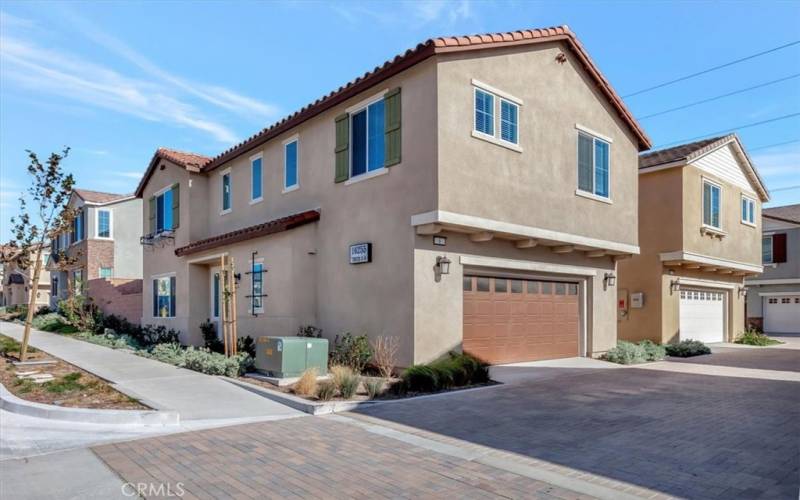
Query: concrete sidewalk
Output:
[[0, 321, 302, 421]]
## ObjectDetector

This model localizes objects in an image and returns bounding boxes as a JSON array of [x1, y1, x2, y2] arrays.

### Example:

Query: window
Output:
[[97, 209, 111, 239], [72, 209, 85, 242], [251, 261, 264, 314], [221, 171, 231, 213], [99, 267, 113, 279], [474, 89, 494, 136], [153, 276, 176, 318], [578, 132, 610, 199], [741, 196, 755, 225], [51, 276, 58, 296], [284, 140, 299, 190], [500, 100, 518, 144], [72, 269, 83, 295], [351, 99, 385, 177], [463, 276, 473, 291], [251, 156, 262, 202], [155, 188, 173, 233], [702, 180, 721, 229], [494, 279, 507, 293], [763, 235, 773, 264], [476, 277, 490, 292]]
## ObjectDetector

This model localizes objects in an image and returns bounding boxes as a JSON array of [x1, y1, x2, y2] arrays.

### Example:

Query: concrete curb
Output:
[[0, 383, 180, 426]]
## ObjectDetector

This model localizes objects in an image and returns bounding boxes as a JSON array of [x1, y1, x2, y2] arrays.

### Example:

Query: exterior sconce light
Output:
[[738, 286, 747, 298], [670, 279, 681, 293], [436, 255, 451, 275], [234, 273, 242, 284], [604, 272, 616, 287]]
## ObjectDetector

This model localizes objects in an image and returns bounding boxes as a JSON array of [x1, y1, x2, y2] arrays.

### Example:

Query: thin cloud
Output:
[[330, 0, 474, 27], [114, 171, 144, 180]]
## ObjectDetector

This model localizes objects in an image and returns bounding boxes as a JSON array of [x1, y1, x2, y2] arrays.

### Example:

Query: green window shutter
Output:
[[171, 183, 180, 229], [148, 196, 156, 234], [334, 113, 350, 183], [384, 87, 401, 167]]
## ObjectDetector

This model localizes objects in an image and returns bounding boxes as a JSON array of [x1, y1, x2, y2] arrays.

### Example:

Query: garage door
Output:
[[463, 275, 580, 364], [679, 289, 725, 343], [764, 295, 800, 333]]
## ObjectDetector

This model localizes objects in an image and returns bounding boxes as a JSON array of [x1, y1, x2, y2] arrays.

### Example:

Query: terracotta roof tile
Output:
[[639, 136, 727, 169], [74, 188, 132, 204], [134, 148, 212, 197], [763, 203, 800, 224], [174, 209, 320, 257]]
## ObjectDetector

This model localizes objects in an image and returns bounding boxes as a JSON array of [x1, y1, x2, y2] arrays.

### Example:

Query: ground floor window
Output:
[[153, 276, 176, 318], [99, 267, 113, 279], [72, 270, 83, 295], [250, 260, 265, 315]]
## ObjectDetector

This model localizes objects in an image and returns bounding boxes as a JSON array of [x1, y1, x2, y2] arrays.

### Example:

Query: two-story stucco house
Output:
[[135, 26, 652, 367], [618, 135, 769, 344], [745, 204, 800, 333], [49, 189, 143, 321], [1, 243, 51, 309]]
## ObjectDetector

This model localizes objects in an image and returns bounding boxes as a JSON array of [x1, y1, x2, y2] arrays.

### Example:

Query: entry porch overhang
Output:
[[411, 210, 639, 259], [659, 250, 762, 277]]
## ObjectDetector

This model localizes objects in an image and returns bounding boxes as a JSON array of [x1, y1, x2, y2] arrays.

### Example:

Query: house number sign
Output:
[[349, 243, 372, 264]]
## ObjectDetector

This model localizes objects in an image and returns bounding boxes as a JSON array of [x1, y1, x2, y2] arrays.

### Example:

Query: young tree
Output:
[[8, 148, 76, 360]]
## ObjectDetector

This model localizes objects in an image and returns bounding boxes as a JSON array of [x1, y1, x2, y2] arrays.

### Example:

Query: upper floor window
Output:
[[702, 180, 721, 229], [284, 139, 299, 190], [763, 233, 787, 265], [577, 131, 610, 199], [251, 156, 262, 203], [500, 100, 518, 144], [221, 170, 232, 214], [741, 196, 755, 226], [154, 188, 173, 233], [474, 89, 494, 136], [97, 209, 112, 239], [472, 82, 521, 148], [72, 209, 85, 243], [762, 235, 773, 264], [351, 99, 385, 177]]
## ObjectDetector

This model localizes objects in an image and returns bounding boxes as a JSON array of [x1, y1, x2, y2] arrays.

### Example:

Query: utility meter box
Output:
[[254, 336, 329, 378], [630, 292, 644, 309]]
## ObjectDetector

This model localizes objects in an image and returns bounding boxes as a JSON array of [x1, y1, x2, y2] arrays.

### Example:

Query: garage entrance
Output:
[[764, 295, 800, 333], [462, 275, 580, 364], [679, 289, 725, 343]]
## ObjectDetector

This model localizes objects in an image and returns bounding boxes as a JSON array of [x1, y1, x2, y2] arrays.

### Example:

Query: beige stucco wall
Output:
[[435, 42, 640, 247]]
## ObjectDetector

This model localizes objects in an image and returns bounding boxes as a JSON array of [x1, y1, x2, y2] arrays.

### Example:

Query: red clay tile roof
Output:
[[174, 209, 320, 257], [135, 148, 212, 197], [763, 203, 800, 225], [74, 188, 132, 204], [197, 25, 649, 175], [639, 137, 726, 169]]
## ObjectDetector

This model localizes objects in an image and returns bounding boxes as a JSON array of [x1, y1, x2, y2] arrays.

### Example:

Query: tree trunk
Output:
[[20, 247, 43, 361]]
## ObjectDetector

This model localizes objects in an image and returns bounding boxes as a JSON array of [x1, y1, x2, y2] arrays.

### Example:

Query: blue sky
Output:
[[1, 1, 798, 241]]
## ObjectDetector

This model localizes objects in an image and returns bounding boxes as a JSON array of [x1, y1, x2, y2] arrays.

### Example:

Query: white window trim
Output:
[[250, 258, 265, 314], [574, 124, 613, 144], [344, 166, 388, 186], [95, 208, 113, 240], [348, 95, 386, 180], [471, 85, 523, 152], [220, 168, 232, 215], [701, 177, 723, 230], [741, 194, 756, 227], [576, 131, 612, 202], [345, 88, 389, 114], [249, 153, 263, 204], [151, 273, 176, 319], [762, 234, 774, 264], [283, 135, 300, 191]]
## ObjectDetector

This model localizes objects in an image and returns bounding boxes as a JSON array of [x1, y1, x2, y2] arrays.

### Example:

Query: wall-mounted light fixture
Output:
[[604, 272, 616, 287], [738, 285, 747, 298], [436, 255, 451, 275], [234, 272, 242, 284], [670, 278, 681, 293]]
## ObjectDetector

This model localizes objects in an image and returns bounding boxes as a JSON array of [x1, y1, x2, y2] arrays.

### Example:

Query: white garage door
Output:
[[764, 295, 800, 334], [679, 289, 725, 343]]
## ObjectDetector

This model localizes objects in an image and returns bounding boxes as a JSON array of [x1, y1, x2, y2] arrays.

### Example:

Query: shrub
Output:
[[363, 378, 384, 399], [329, 333, 372, 373], [665, 339, 711, 357], [237, 336, 256, 358], [148, 343, 186, 365], [200, 320, 224, 353], [138, 325, 180, 347], [736, 329, 781, 346], [429, 359, 456, 389], [101, 314, 140, 338], [316, 381, 336, 401], [330, 365, 360, 398], [603, 341, 648, 364], [639, 340, 666, 361], [35, 305, 52, 315], [182, 347, 247, 377], [402, 365, 439, 392], [78, 331, 140, 350], [371, 336, 399, 378], [58, 295, 98, 332], [31, 312, 69, 332], [450, 353, 489, 384], [294, 368, 318, 396], [297, 325, 323, 338]]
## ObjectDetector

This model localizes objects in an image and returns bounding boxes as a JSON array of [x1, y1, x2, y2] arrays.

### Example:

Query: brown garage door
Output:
[[463, 275, 580, 364]]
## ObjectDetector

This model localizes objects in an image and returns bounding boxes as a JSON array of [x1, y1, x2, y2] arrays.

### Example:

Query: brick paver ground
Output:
[[93, 416, 586, 499]]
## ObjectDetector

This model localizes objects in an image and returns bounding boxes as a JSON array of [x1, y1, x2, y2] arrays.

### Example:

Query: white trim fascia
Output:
[[759, 292, 800, 297], [574, 124, 613, 144], [575, 189, 612, 205], [638, 161, 686, 175], [81, 196, 136, 207], [249, 151, 263, 162], [460, 255, 597, 277], [281, 134, 300, 146], [745, 278, 800, 285], [471, 79, 523, 105], [345, 167, 388, 186], [186, 252, 228, 264], [659, 251, 763, 273], [153, 184, 173, 197], [470, 130, 523, 153], [411, 210, 640, 254], [677, 276, 737, 290], [345, 89, 389, 115], [282, 184, 299, 194]]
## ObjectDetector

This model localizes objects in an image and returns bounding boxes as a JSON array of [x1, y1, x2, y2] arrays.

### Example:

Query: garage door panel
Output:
[[679, 289, 724, 343], [764, 296, 800, 333]]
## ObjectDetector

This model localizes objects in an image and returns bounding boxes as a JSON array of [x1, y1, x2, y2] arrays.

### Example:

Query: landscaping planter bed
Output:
[[0, 334, 148, 410]]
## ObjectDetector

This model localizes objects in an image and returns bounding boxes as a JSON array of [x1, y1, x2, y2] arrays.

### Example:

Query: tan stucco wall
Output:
[[435, 42, 640, 247]]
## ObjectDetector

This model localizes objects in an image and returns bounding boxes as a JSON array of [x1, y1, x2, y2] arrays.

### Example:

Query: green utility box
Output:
[[254, 336, 329, 378]]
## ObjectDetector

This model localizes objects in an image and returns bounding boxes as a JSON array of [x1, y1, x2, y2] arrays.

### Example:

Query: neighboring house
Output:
[[136, 26, 651, 367], [0, 243, 51, 309], [618, 135, 769, 344], [745, 204, 800, 333], [48, 189, 143, 321]]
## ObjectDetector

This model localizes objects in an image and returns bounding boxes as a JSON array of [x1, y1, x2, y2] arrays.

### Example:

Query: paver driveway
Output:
[[355, 346, 800, 499]]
